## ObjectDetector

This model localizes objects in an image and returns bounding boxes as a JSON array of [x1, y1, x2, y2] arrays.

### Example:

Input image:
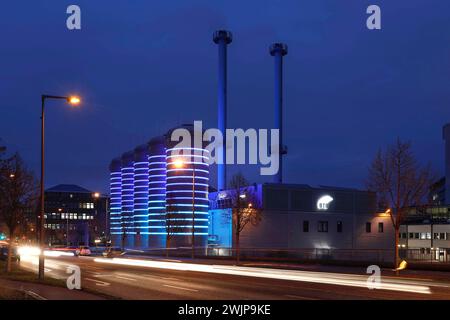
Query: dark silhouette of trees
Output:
[[165, 198, 182, 257], [0, 153, 37, 272], [228, 173, 261, 265], [366, 138, 434, 269]]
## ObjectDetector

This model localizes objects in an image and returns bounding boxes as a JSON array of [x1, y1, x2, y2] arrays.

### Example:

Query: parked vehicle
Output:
[[0, 245, 20, 262], [102, 247, 124, 258], [76, 246, 92, 256]]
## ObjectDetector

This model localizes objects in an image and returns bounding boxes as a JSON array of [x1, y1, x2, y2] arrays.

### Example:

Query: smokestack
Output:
[[213, 30, 232, 191], [443, 124, 450, 204], [270, 43, 288, 184]]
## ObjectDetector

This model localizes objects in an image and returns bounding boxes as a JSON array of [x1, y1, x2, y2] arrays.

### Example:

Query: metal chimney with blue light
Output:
[[213, 30, 232, 191], [270, 43, 288, 184]]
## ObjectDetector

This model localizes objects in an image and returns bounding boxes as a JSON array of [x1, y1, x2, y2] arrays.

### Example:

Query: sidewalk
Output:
[[0, 278, 106, 300]]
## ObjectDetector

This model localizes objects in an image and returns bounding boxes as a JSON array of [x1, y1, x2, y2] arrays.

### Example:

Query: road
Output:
[[17, 254, 450, 300]]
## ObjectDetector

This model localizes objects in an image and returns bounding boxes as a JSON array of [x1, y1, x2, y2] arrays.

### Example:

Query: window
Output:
[[409, 233, 414, 239], [365, 222, 371, 233], [440, 233, 446, 240], [434, 233, 439, 240], [402, 233, 407, 239], [303, 221, 309, 232], [420, 232, 431, 240], [414, 233, 419, 239], [318, 221, 328, 233], [337, 221, 343, 233], [378, 222, 384, 233]]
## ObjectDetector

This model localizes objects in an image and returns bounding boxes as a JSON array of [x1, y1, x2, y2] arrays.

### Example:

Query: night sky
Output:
[[1, 1, 450, 193]]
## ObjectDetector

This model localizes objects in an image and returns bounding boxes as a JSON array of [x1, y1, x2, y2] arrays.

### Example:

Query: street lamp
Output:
[[93, 192, 109, 245], [39, 94, 81, 280], [173, 158, 195, 259]]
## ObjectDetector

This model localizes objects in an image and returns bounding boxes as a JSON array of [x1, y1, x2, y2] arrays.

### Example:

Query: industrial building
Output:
[[208, 184, 395, 262], [108, 29, 395, 262]]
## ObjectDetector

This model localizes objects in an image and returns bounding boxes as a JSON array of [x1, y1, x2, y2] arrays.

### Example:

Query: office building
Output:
[[44, 184, 109, 246]]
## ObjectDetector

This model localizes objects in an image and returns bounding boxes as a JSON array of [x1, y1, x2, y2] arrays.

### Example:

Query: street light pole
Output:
[[191, 164, 195, 259], [39, 96, 45, 280], [39, 94, 81, 280]]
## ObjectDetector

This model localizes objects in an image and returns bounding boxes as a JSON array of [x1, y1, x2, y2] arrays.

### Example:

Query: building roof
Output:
[[46, 184, 92, 194]]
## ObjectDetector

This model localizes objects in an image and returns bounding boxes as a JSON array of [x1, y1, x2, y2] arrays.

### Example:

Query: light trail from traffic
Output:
[[93, 258, 431, 294]]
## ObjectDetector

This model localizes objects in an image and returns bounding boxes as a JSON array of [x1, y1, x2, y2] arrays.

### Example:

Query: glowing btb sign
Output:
[[317, 195, 333, 210]]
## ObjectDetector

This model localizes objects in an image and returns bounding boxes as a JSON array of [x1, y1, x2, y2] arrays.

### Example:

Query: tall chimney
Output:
[[270, 43, 288, 184], [213, 30, 232, 191], [443, 124, 450, 204]]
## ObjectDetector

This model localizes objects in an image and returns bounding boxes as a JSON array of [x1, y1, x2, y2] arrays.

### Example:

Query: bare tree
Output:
[[0, 153, 38, 272], [165, 199, 182, 257], [228, 173, 261, 265], [366, 138, 434, 269]]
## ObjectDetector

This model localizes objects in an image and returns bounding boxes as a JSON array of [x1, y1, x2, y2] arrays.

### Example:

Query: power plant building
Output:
[[109, 125, 209, 249]]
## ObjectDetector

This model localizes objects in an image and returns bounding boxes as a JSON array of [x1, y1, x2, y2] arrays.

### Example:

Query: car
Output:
[[102, 247, 124, 258], [76, 246, 91, 256], [0, 245, 20, 262]]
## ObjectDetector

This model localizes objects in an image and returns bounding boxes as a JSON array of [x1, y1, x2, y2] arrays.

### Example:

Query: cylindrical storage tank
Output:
[[133, 144, 149, 248], [165, 125, 209, 251], [121, 151, 135, 248], [109, 158, 122, 247], [148, 136, 167, 248]]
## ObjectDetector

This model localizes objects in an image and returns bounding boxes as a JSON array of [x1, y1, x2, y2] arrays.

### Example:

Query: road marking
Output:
[[25, 290, 47, 300], [163, 284, 198, 292], [85, 278, 111, 286], [284, 294, 317, 300], [115, 275, 137, 282]]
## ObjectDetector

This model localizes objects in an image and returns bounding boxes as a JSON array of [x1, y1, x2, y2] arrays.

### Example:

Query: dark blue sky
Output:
[[1, 1, 450, 193]]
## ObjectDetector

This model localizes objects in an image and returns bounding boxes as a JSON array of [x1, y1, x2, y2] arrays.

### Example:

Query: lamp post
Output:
[[173, 158, 195, 259], [191, 164, 195, 259], [39, 94, 80, 280], [93, 192, 109, 245]]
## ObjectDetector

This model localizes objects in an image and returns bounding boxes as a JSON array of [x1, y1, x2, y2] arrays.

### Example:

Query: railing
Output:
[[127, 246, 395, 264], [399, 248, 450, 263]]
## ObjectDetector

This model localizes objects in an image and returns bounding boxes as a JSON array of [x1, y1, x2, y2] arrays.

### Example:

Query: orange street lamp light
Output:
[[173, 159, 185, 168], [68, 96, 81, 105]]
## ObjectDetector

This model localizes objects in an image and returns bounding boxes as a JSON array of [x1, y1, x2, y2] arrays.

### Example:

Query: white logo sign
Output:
[[317, 195, 333, 210]]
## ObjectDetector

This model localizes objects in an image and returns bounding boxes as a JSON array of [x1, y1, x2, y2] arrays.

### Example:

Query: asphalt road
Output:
[[17, 255, 450, 300]]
